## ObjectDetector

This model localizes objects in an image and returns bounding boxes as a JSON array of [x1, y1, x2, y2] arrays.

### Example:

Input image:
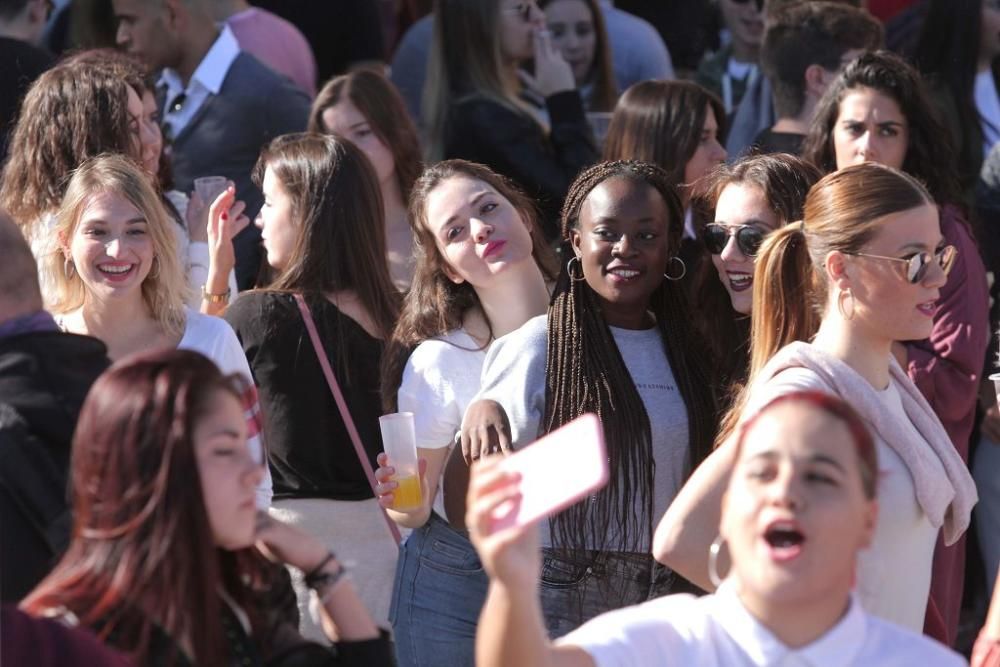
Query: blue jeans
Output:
[[975, 435, 1000, 594], [389, 513, 488, 667], [538, 548, 695, 638]]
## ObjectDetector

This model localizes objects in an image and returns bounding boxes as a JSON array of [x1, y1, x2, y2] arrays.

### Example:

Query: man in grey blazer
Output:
[[113, 0, 310, 290]]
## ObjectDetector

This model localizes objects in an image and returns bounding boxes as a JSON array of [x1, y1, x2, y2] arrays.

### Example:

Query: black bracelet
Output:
[[304, 552, 340, 589]]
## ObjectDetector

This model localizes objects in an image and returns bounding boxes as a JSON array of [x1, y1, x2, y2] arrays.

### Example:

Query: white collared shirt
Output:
[[158, 25, 240, 140], [556, 581, 964, 666]]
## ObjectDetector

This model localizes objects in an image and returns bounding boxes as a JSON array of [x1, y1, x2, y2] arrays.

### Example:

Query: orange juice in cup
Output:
[[379, 412, 423, 511]]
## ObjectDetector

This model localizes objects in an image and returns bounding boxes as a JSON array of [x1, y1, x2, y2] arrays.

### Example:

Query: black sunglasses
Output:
[[703, 223, 766, 257], [851, 245, 958, 284]]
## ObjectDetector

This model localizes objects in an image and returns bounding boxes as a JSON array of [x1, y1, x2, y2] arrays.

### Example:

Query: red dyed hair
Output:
[[734, 390, 878, 499], [22, 349, 276, 665]]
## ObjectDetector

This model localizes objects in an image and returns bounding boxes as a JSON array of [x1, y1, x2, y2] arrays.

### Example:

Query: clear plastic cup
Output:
[[990, 373, 1000, 410], [193, 176, 229, 207], [379, 412, 422, 510]]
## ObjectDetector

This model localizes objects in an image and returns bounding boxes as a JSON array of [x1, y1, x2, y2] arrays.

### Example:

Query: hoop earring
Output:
[[664, 256, 686, 281], [837, 287, 855, 321], [567, 256, 586, 283], [63, 257, 75, 279], [708, 534, 728, 588]]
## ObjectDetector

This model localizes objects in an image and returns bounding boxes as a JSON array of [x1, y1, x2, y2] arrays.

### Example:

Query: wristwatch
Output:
[[201, 285, 231, 304]]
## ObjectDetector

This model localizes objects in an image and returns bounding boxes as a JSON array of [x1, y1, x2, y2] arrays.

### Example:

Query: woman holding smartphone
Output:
[[468, 391, 965, 666], [461, 160, 717, 636], [374, 159, 558, 667]]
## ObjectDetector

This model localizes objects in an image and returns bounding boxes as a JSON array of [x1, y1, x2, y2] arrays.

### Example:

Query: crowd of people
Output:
[[2, 0, 1000, 665]]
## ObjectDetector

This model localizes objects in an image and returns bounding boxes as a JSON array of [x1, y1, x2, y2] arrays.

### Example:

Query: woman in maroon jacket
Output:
[[803, 50, 990, 646]]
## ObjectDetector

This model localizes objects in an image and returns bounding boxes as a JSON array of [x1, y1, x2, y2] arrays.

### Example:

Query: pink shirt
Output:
[[226, 8, 317, 97]]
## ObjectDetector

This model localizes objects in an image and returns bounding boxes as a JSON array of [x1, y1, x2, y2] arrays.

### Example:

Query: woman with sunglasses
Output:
[[695, 153, 821, 400], [803, 51, 990, 643], [424, 0, 598, 237], [470, 391, 965, 667], [655, 162, 977, 637]]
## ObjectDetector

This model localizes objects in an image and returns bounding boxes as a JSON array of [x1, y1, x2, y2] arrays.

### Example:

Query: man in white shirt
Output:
[[112, 0, 309, 289]]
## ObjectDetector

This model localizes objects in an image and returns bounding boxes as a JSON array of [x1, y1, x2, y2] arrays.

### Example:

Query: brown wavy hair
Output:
[[308, 68, 423, 204], [0, 60, 136, 230], [380, 159, 559, 410], [22, 349, 280, 665]]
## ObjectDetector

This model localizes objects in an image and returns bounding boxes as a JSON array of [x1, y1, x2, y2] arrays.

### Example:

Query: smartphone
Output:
[[489, 413, 609, 531]]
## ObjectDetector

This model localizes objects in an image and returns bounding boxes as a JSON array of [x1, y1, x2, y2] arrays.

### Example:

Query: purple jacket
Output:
[[904, 204, 990, 460]]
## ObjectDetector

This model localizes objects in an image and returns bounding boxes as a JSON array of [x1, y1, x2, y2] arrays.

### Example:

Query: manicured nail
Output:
[[221, 211, 228, 221]]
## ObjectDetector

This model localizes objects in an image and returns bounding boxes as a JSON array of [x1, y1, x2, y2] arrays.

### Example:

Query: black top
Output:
[[750, 128, 805, 157], [0, 331, 110, 602], [0, 37, 54, 166], [444, 90, 598, 239], [225, 292, 384, 501]]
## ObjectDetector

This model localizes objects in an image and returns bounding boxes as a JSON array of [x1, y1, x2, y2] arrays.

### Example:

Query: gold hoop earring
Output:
[[708, 534, 728, 588], [664, 256, 687, 281], [837, 287, 855, 321], [63, 257, 75, 279], [566, 256, 586, 283]]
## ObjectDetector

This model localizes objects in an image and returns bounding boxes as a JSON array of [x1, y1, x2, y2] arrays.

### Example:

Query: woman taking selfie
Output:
[[22, 349, 392, 666], [461, 160, 716, 636], [375, 159, 557, 667], [468, 391, 964, 666], [656, 163, 978, 636]]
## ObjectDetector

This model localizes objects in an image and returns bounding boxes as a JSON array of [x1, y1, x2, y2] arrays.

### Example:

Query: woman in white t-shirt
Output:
[[655, 162, 976, 633], [44, 154, 270, 506], [372, 159, 557, 667], [468, 390, 965, 667]]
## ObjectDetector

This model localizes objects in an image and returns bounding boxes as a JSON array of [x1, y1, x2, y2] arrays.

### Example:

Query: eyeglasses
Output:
[[502, 0, 538, 22], [703, 223, 766, 257], [850, 245, 957, 284]]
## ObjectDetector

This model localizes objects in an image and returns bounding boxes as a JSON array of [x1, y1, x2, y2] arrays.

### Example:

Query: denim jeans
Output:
[[537, 548, 697, 638], [389, 513, 488, 667], [975, 436, 1000, 594]]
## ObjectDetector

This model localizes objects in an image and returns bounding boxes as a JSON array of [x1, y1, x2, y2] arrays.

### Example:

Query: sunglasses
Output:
[[503, 0, 538, 22], [703, 223, 766, 257], [851, 245, 958, 284]]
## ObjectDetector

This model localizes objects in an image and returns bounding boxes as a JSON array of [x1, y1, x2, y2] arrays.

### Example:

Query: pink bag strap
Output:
[[294, 294, 402, 547]]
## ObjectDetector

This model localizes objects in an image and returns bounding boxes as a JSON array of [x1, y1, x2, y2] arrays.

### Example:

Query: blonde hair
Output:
[[423, 0, 536, 161], [718, 162, 933, 443], [47, 154, 188, 335]]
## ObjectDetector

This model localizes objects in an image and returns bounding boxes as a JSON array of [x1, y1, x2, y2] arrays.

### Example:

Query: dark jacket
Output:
[[0, 331, 109, 602], [443, 90, 598, 238]]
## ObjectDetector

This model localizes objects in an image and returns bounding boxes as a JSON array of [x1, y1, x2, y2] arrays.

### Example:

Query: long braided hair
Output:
[[544, 160, 717, 560]]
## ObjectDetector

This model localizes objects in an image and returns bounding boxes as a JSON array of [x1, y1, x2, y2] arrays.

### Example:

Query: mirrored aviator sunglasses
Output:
[[854, 245, 958, 284], [703, 223, 766, 257]]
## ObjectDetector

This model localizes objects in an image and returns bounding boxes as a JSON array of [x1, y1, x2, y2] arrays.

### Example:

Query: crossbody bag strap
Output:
[[294, 294, 402, 547]]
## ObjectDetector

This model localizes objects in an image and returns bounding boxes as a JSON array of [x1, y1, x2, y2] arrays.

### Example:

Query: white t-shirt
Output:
[[557, 580, 964, 667], [745, 368, 939, 632], [397, 327, 488, 523], [179, 308, 273, 507]]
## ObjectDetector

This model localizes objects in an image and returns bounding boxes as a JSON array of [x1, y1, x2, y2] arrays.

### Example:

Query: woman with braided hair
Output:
[[461, 159, 717, 636]]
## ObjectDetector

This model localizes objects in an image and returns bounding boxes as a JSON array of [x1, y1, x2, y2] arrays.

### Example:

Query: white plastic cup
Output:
[[990, 373, 1000, 410], [379, 412, 422, 510], [193, 176, 229, 207]]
